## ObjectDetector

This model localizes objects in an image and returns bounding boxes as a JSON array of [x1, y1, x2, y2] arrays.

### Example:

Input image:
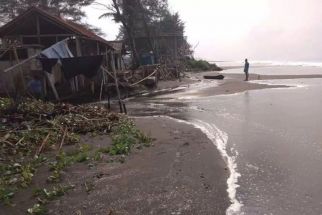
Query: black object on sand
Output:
[[203, 75, 225, 80]]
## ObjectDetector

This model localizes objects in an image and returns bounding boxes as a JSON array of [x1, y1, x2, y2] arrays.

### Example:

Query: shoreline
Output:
[[144, 71, 322, 99], [44, 116, 230, 214]]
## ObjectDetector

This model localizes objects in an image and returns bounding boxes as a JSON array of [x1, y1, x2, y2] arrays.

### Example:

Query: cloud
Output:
[[170, 0, 322, 61], [85, 0, 322, 61]]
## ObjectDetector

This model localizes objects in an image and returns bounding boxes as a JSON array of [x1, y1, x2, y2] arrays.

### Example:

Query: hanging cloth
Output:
[[39, 58, 58, 73], [40, 40, 74, 59], [61, 55, 104, 80]]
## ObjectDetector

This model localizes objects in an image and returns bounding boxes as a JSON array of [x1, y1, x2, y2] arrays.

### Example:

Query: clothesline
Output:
[[129, 66, 160, 87], [101, 66, 127, 88], [3, 38, 71, 73]]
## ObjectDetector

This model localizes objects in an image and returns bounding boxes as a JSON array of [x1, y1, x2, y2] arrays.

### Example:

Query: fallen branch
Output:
[[58, 128, 68, 152], [129, 66, 160, 87], [35, 133, 50, 157], [15, 137, 24, 145]]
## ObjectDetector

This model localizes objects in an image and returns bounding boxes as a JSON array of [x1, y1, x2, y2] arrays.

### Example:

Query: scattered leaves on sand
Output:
[[0, 97, 153, 212]]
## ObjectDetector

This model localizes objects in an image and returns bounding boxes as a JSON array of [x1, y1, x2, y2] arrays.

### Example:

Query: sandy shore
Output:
[[224, 73, 322, 80], [41, 117, 229, 215], [160, 71, 322, 97]]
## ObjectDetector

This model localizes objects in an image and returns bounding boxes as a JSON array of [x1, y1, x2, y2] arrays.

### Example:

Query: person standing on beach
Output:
[[244, 58, 250, 81]]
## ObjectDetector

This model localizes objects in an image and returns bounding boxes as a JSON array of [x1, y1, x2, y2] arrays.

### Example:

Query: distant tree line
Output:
[[100, 0, 192, 68]]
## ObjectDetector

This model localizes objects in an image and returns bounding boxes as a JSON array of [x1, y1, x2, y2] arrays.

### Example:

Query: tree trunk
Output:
[[112, 0, 140, 69], [136, 0, 158, 63]]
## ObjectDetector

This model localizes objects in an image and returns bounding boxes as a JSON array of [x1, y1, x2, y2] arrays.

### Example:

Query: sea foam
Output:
[[143, 116, 243, 215]]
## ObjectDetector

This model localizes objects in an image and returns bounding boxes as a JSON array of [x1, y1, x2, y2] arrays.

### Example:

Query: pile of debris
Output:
[[1, 97, 153, 211], [0, 98, 122, 160]]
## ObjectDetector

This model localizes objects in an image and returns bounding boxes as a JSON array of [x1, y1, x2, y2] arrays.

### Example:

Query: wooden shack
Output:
[[0, 7, 122, 99]]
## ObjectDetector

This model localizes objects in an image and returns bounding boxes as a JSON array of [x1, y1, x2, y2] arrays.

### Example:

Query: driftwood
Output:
[[203, 75, 225, 80], [35, 133, 51, 157], [110, 53, 124, 113], [58, 128, 68, 152]]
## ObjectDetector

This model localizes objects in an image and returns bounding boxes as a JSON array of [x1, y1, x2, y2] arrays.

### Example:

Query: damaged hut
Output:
[[0, 7, 124, 101]]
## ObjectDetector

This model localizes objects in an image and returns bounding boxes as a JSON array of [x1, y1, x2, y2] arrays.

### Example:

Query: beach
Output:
[[52, 67, 322, 215], [126, 64, 322, 215], [44, 117, 230, 215], [3, 65, 322, 215]]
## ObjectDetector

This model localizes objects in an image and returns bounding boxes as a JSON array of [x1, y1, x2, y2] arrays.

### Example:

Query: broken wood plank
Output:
[[35, 133, 50, 157]]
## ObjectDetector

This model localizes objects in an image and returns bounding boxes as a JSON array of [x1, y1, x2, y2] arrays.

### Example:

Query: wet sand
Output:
[[44, 117, 229, 215], [171, 72, 322, 98], [225, 73, 322, 80], [192, 79, 288, 97]]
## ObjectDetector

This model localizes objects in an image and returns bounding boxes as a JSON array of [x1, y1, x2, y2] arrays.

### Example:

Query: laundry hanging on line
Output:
[[61, 55, 104, 79], [40, 40, 74, 59], [39, 39, 73, 73], [39, 58, 58, 73]]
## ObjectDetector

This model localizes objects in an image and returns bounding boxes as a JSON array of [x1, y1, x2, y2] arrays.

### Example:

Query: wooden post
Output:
[[99, 79, 104, 101], [13, 46, 26, 93], [44, 72, 60, 101], [110, 53, 123, 113], [36, 15, 41, 44], [96, 42, 100, 55], [43, 76, 47, 97], [90, 81, 95, 95], [76, 37, 82, 56], [75, 37, 82, 91]]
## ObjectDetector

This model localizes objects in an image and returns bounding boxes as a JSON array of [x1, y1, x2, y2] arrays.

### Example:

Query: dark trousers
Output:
[[244, 71, 249, 81]]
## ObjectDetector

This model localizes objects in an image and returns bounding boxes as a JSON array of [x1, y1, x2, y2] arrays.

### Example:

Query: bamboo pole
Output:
[[44, 71, 60, 101], [99, 79, 104, 101], [4, 54, 38, 73], [110, 53, 123, 113], [13, 46, 26, 92]]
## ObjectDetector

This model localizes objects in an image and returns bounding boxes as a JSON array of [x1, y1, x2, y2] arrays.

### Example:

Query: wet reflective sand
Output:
[[128, 68, 322, 215]]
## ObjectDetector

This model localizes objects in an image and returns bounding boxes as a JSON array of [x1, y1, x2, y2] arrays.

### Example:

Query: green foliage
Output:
[[0, 0, 95, 23], [74, 152, 90, 163], [185, 58, 222, 72], [0, 98, 14, 112], [98, 147, 110, 154], [93, 151, 103, 161], [20, 164, 35, 187], [0, 186, 15, 205], [109, 119, 152, 155], [102, 0, 191, 64], [186, 59, 211, 71], [48, 153, 74, 183], [34, 185, 74, 201], [27, 203, 48, 215], [0, 98, 152, 209], [17, 99, 55, 117]]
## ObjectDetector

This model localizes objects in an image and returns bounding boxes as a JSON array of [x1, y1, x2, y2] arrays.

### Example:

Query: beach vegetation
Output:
[[110, 119, 152, 155], [0, 97, 153, 212], [184, 57, 223, 72], [27, 203, 47, 215]]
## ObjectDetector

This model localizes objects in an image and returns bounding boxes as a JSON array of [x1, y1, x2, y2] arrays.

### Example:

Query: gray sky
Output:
[[85, 0, 322, 61]]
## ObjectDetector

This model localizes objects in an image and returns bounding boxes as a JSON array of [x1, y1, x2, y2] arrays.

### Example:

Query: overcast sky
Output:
[[85, 0, 322, 62]]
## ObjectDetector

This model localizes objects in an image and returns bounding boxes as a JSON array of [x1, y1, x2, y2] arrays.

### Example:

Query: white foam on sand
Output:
[[190, 119, 243, 215], [141, 116, 243, 215], [250, 79, 307, 87]]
